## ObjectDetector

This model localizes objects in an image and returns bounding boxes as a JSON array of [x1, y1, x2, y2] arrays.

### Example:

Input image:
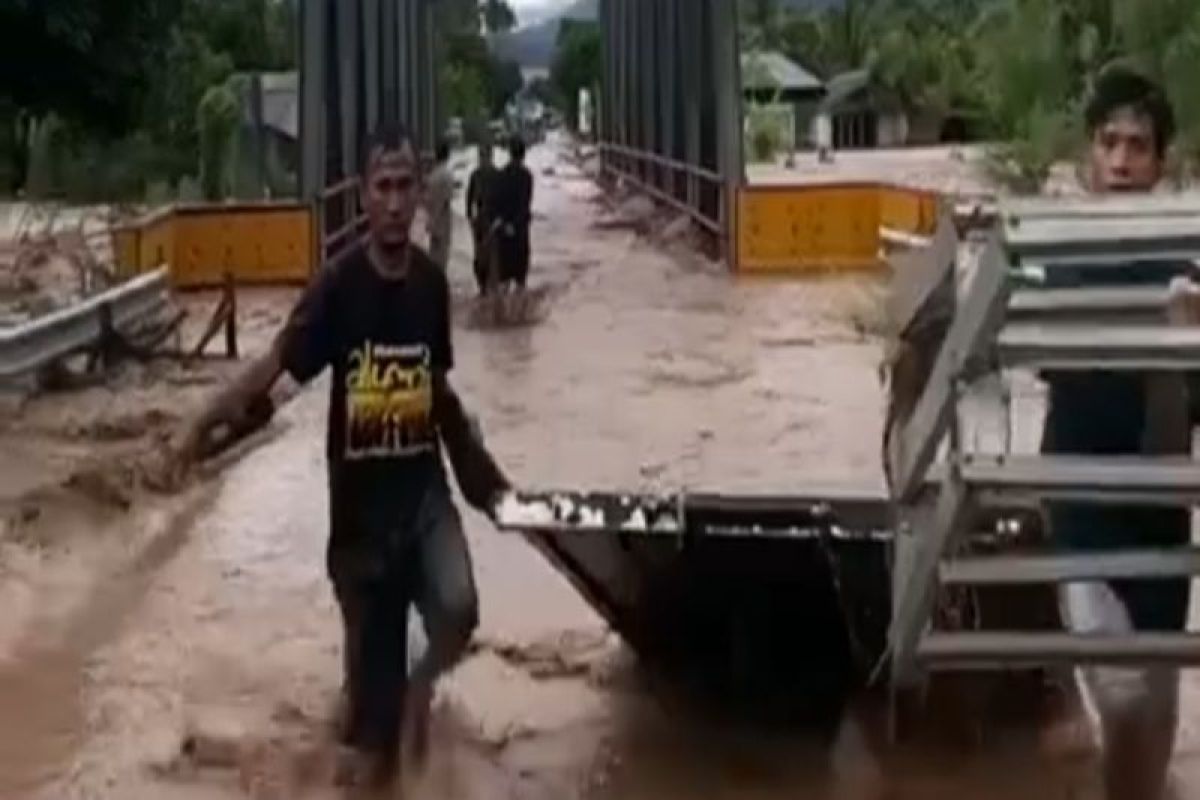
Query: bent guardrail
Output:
[[0, 267, 169, 380]]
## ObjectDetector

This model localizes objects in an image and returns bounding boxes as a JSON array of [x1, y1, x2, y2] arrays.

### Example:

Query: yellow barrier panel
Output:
[[114, 202, 315, 289], [736, 182, 940, 275], [878, 184, 939, 238]]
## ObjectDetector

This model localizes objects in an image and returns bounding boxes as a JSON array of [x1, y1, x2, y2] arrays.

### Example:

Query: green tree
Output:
[[968, 0, 1200, 185], [0, 0, 184, 191], [142, 26, 237, 183], [187, 0, 295, 72], [551, 21, 601, 131], [974, 0, 1081, 190], [490, 59, 525, 117], [198, 81, 241, 201], [444, 61, 489, 134], [1108, 0, 1200, 166], [741, 0, 782, 49], [483, 0, 517, 34]]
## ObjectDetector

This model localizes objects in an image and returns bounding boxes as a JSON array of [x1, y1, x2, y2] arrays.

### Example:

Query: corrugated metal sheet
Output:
[[742, 51, 824, 93]]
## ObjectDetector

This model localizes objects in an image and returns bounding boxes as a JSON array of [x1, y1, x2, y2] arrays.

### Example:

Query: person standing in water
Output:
[[466, 139, 500, 295], [1040, 66, 1198, 800], [173, 123, 509, 789], [492, 136, 534, 291]]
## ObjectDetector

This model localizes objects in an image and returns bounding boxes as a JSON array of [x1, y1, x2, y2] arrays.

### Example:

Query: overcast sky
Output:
[[508, 0, 573, 26]]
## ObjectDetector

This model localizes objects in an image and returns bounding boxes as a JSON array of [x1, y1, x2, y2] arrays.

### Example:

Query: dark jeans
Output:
[[332, 482, 479, 756], [497, 226, 530, 288], [472, 223, 495, 294]]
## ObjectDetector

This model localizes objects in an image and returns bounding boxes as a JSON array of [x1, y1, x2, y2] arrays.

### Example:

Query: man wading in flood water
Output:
[[493, 136, 534, 292], [466, 138, 499, 295], [173, 123, 509, 790], [1039, 66, 1200, 800], [884, 65, 1200, 800]]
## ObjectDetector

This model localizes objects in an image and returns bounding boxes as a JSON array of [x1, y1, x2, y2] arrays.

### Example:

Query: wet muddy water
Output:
[[3, 139, 1200, 799]]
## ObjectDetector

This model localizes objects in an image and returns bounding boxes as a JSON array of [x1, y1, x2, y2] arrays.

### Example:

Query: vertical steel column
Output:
[[640, 0, 654, 184], [397, 0, 414, 133], [363, 0, 381, 133], [647, 0, 661, 192], [710, 0, 744, 239], [248, 73, 267, 197], [681, 0, 701, 215], [630, 0, 642, 178], [420, 0, 438, 153], [617, 0, 629, 160], [337, 0, 361, 180], [299, 0, 327, 199], [629, 0, 639, 175], [380, 0, 398, 125], [600, 0, 613, 170], [662, 0, 678, 203]]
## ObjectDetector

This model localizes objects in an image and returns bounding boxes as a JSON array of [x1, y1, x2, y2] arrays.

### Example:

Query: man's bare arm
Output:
[[434, 373, 510, 514], [1164, 277, 1200, 428], [178, 336, 287, 463]]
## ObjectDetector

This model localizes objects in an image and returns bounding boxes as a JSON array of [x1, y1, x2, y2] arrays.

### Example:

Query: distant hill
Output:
[[490, 1, 596, 69], [492, 0, 845, 69]]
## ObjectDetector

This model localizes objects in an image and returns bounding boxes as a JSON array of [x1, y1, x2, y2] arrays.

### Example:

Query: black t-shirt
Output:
[[1040, 260, 1192, 630], [279, 243, 452, 566], [494, 163, 533, 229], [467, 164, 499, 228]]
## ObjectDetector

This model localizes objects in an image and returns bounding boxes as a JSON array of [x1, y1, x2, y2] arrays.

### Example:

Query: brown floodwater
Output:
[[3, 137, 1200, 799]]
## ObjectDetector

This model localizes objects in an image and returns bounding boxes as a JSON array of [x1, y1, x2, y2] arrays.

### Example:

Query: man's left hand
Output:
[[1167, 275, 1200, 326]]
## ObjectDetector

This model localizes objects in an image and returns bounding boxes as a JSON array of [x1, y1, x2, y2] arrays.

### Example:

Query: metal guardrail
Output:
[[318, 177, 367, 264], [599, 142, 724, 234], [0, 268, 169, 380]]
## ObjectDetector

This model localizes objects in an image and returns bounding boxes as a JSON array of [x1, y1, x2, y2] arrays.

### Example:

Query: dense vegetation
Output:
[[550, 20, 602, 131], [440, 0, 525, 141], [2, 0, 297, 201], [742, 0, 1200, 187], [1, 0, 523, 202], [6, 0, 1199, 200]]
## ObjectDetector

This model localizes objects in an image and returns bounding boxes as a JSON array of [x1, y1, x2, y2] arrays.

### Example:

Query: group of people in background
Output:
[[423, 134, 534, 296]]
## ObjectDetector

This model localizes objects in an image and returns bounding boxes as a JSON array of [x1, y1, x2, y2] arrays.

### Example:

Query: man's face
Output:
[[1088, 107, 1162, 193], [362, 143, 419, 249]]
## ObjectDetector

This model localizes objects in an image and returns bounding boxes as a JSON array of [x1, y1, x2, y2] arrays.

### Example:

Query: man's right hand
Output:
[[143, 420, 207, 494], [151, 411, 229, 493], [153, 389, 277, 492]]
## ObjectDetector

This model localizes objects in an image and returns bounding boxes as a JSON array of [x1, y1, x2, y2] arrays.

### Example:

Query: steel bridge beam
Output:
[[597, 0, 743, 255], [299, 0, 440, 259]]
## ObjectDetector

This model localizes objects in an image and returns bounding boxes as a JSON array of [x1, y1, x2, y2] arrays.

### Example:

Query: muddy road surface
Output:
[[4, 138, 1200, 799]]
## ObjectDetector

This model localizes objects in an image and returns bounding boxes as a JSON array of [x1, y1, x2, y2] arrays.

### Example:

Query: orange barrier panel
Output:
[[878, 184, 940, 239], [735, 182, 941, 274], [115, 202, 315, 289]]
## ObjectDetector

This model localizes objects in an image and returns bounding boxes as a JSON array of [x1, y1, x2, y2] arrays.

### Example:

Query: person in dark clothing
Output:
[[1039, 66, 1198, 800], [173, 123, 510, 789], [466, 140, 500, 295], [492, 136, 534, 290]]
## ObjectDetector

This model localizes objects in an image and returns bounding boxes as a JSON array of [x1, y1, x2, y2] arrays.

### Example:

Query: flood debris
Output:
[[465, 285, 554, 330], [493, 490, 683, 534], [471, 630, 614, 682], [591, 194, 656, 232], [159, 709, 345, 800], [0, 205, 124, 324]]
